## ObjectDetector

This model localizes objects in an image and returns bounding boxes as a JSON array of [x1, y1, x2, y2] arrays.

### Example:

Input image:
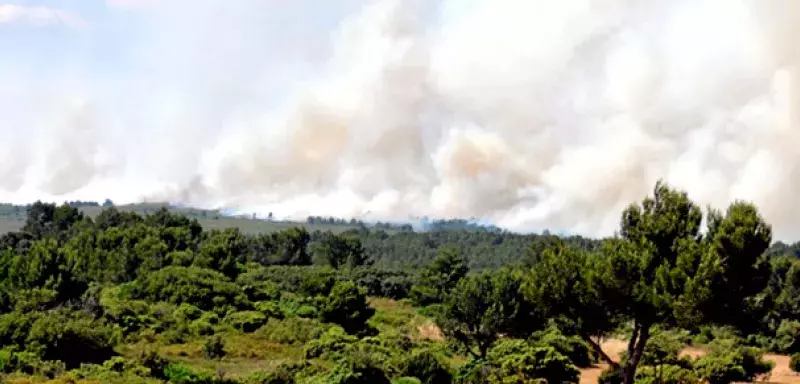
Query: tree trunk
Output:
[[581, 334, 619, 368], [622, 324, 650, 384]]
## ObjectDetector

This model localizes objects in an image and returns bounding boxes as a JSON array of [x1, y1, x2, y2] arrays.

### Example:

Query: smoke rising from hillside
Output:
[[1, 0, 800, 239]]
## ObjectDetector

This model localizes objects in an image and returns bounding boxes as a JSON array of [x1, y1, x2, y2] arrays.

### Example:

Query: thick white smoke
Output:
[[1, 0, 800, 239]]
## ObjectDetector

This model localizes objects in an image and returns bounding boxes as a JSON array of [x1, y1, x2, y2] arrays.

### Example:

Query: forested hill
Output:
[[1, 185, 800, 384], [0, 202, 601, 269], [1, 201, 798, 269]]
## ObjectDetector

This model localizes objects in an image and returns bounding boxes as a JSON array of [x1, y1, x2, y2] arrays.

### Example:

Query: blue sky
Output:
[[0, 1, 371, 81]]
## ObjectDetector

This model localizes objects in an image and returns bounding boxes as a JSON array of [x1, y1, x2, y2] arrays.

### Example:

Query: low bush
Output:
[[256, 317, 329, 345], [304, 327, 358, 359], [789, 353, 800, 373], [635, 364, 698, 384], [397, 350, 452, 384], [203, 335, 226, 360], [225, 311, 267, 333], [693, 340, 773, 384], [531, 325, 593, 368]]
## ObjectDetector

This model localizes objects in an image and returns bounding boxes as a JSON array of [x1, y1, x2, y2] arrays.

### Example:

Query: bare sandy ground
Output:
[[579, 339, 800, 384]]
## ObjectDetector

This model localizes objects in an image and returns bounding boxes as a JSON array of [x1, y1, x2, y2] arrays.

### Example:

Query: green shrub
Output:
[[487, 339, 580, 384], [693, 341, 773, 384], [598, 366, 622, 384], [173, 303, 203, 320], [161, 327, 189, 345], [531, 325, 593, 368], [25, 309, 119, 369], [256, 317, 329, 345], [789, 353, 800, 373], [255, 301, 283, 319], [134, 348, 168, 379], [393, 378, 422, 384], [190, 318, 215, 336], [635, 364, 698, 384], [242, 280, 283, 302], [317, 355, 392, 384], [238, 266, 336, 297], [774, 320, 800, 354], [453, 359, 491, 384], [640, 330, 687, 367], [342, 268, 414, 299], [690, 326, 739, 346], [278, 295, 319, 319], [203, 335, 226, 360], [318, 281, 375, 335], [304, 327, 358, 359], [126, 266, 249, 313], [163, 363, 238, 384], [244, 361, 324, 384], [225, 311, 268, 333], [397, 350, 452, 384]]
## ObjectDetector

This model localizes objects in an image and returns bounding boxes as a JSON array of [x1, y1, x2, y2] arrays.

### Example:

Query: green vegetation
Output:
[[0, 181, 798, 383]]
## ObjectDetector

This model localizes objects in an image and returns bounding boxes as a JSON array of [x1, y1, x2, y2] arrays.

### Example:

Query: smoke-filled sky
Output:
[[1, 0, 800, 239]]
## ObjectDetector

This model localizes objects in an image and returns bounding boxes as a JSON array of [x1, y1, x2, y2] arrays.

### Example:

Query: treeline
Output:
[[0, 182, 798, 383]]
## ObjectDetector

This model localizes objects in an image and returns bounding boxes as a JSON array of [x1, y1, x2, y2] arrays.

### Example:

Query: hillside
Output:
[[0, 186, 799, 384]]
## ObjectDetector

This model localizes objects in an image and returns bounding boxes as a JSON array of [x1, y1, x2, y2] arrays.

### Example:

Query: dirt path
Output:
[[580, 339, 627, 384], [578, 340, 800, 384]]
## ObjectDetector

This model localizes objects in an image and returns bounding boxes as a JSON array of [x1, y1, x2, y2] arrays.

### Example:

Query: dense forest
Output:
[[0, 181, 799, 384]]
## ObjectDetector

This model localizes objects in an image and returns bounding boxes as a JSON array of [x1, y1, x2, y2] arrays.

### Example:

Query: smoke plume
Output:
[[2, 0, 800, 239]]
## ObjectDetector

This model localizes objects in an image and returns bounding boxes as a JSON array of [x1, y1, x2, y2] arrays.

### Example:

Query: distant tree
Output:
[[273, 227, 311, 266], [94, 207, 144, 229], [437, 268, 541, 358], [196, 228, 247, 278], [311, 231, 367, 269], [410, 247, 468, 306], [23, 201, 85, 239]]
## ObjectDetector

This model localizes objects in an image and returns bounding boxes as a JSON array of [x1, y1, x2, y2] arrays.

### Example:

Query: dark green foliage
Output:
[[486, 339, 580, 384], [238, 266, 336, 297], [224, 310, 267, 333], [410, 247, 467, 306], [126, 266, 248, 312], [634, 364, 698, 384], [438, 268, 541, 358], [256, 317, 330, 345], [23, 201, 86, 239], [244, 361, 322, 384], [790, 353, 800, 373], [342, 267, 415, 299], [311, 231, 368, 269], [639, 330, 687, 367], [773, 320, 800, 353], [693, 339, 773, 384], [163, 363, 238, 384], [318, 281, 375, 335], [531, 324, 594, 368], [0, 309, 119, 369], [135, 348, 168, 379], [195, 228, 248, 278], [320, 355, 392, 384], [452, 339, 579, 384], [304, 327, 358, 359], [396, 350, 452, 384], [598, 366, 622, 384], [203, 335, 226, 360]]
